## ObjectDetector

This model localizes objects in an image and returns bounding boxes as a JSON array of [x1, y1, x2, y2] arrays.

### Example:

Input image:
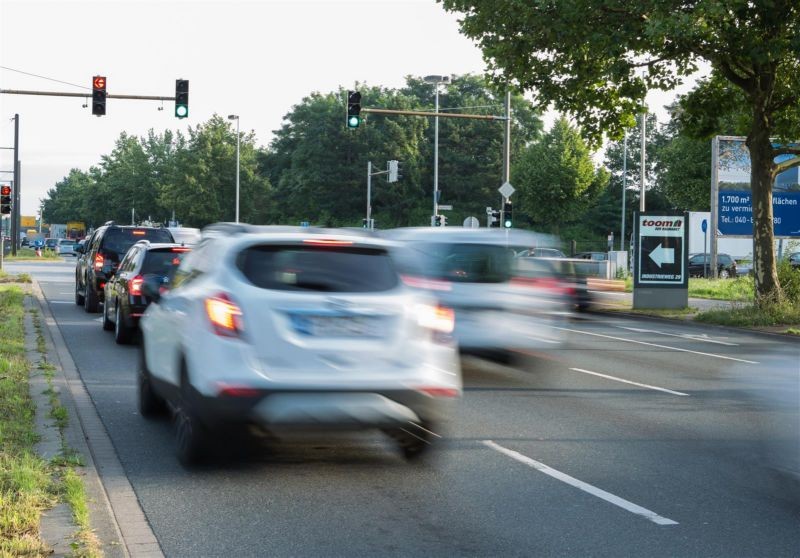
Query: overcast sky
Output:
[[1, 0, 695, 217]]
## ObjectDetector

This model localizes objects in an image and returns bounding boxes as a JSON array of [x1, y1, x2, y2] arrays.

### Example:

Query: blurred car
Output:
[[167, 226, 201, 246], [74, 222, 174, 313], [45, 238, 59, 251], [516, 247, 566, 258], [688, 253, 738, 278], [57, 238, 77, 256], [103, 241, 191, 344], [21, 237, 29, 247], [138, 224, 461, 465], [787, 252, 800, 269], [521, 256, 592, 312], [384, 228, 567, 362], [575, 251, 607, 261]]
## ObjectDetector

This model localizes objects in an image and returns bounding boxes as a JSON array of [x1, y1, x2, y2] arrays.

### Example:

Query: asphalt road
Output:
[[8, 260, 800, 558]]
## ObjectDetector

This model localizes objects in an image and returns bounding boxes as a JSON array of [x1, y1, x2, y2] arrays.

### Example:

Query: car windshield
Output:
[[237, 243, 399, 292], [101, 229, 173, 259]]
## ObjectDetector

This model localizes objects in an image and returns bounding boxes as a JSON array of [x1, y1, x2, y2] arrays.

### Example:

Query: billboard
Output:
[[634, 213, 688, 288], [713, 136, 800, 237], [20, 215, 36, 228]]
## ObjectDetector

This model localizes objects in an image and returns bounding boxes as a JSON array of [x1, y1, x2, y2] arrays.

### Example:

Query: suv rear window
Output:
[[100, 228, 174, 258], [237, 244, 399, 292], [400, 243, 514, 284], [142, 249, 189, 277]]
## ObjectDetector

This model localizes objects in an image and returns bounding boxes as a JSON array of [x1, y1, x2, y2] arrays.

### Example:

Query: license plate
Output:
[[291, 315, 378, 337]]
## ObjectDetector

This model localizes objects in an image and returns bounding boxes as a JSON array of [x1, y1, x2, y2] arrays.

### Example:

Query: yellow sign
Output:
[[20, 215, 36, 228]]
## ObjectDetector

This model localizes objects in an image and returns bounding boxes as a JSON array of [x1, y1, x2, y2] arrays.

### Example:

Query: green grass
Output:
[[0, 271, 32, 284], [687, 277, 755, 301], [785, 328, 800, 336], [0, 286, 55, 556], [695, 301, 800, 327], [5, 248, 62, 261]]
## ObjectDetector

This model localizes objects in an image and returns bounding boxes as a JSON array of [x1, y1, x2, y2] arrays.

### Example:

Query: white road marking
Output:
[[553, 325, 758, 364], [48, 300, 74, 304], [483, 440, 679, 526], [568, 367, 689, 396], [616, 325, 738, 346]]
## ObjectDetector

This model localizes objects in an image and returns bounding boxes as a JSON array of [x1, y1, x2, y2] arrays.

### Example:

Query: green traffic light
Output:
[[175, 104, 188, 118], [504, 220, 512, 228], [347, 115, 360, 128]]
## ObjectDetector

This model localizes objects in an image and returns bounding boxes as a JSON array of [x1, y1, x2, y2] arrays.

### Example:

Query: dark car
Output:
[[75, 222, 174, 313], [45, 238, 59, 251], [688, 253, 738, 278], [517, 247, 567, 258], [521, 256, 592, 311], [102, 241, 191, 343], [787, 252, 800, 269], [575, 251, 608, 261]]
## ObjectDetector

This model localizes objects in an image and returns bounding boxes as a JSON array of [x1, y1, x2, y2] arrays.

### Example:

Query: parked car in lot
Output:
[[57, 238, 77, 256], [138, 224, 461, 465], [74, 222, 174, 313], [688, 253, 738, 278], [103, 241, 191, 344], [516, 247, 566, 258], [575, 251, 608, 261], [384, 227, 567, 362]]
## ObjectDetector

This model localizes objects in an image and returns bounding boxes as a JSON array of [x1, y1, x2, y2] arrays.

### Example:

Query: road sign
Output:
[[701, 218, 707, 233], [634, 213, 688, 287], [438, 204, 453, 210], [20, 215, 36, 228], [463, 216, 479, 228], [498, 181, 515, 199]]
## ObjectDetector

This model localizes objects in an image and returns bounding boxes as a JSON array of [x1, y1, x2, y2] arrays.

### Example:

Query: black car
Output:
[[102, 241, 191, 343], [75, 222, 174, 313], [688, 253, 738, 278], [575, 251, 608, 261], [787, 252, 800, 269]]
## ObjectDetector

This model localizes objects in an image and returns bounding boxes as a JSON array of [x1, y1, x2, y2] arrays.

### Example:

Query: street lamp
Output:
[[423, 74, 450, 226], [227, 114, 240, 223]]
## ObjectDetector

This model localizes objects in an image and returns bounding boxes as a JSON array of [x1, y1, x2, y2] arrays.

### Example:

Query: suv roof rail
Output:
[[103, 220, 116, 226]]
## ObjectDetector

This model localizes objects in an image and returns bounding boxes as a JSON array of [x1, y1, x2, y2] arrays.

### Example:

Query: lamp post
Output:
[[423, 75, 450, 225], [227, 114, 240, 223]]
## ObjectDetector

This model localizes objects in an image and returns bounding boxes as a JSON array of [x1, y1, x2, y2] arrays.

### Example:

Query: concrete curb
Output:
[[30, 279, 164, 558]]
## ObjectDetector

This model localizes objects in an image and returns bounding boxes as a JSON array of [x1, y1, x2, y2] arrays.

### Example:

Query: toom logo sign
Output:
[[642, 219, 682, 229]]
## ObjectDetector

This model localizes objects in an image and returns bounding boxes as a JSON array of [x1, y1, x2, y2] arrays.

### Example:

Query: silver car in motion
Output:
[[139, 224, 462, 466]]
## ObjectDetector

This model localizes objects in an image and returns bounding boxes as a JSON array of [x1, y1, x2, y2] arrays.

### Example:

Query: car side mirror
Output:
[[142, 275, 166, 303]]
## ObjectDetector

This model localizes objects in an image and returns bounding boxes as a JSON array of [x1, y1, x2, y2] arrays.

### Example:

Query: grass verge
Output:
[[4, 248, 62, 261], [695, 301, 800, 328], [0, 285, 55, 557], [0, 271, 32, 284], [687, 277, 754, 301]]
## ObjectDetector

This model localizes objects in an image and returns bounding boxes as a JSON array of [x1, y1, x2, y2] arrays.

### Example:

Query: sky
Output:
[[1, 0, 697, 217]]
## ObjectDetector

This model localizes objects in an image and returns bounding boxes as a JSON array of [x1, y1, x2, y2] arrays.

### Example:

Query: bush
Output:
[[777, 260, 800, 304]]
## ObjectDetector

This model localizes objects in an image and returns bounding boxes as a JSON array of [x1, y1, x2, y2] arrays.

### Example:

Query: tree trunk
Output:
[[746, 111, 782, 304]]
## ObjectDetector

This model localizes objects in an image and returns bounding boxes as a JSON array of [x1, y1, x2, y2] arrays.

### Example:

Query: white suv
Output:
[[138, 224, 461, 465]]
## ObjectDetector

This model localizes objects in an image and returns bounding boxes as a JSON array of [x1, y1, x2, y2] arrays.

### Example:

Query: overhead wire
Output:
[[0, 65, 91, 90]]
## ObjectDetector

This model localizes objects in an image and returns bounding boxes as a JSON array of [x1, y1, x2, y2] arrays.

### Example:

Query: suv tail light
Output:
[[94, 253, 104, 271], [205, 293, 244, 338], [415, 303, 455, 334], [129, 275, 144, 296]]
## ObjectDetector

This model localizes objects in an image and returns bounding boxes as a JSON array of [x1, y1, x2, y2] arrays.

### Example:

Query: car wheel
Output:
[[114, 302, 133, 344], [385, 421, 435, 460], [74, 277, 85, 306], [102, 298, 114, 331], [84, 279, 99, 313], [175, 362, 208, 467], [138, 348, 166, 418], [719, 269, 730, 279]]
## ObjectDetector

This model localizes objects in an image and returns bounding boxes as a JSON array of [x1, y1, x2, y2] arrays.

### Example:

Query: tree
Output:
[[513, 117, 607, 234], [441, 0, 800, 303]]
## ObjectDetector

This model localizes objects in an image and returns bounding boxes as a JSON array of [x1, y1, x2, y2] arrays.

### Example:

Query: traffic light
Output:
[[503, 201, 513, 228], [489, 208, 501, 227], [434, 215, 442, 227], [92, 75, 107, 116], [175, 79, 189, 118], [0, 184, 11, 215], [387, 160, 400, 183], [347, 91, 361, 128], [362, 218, 368, 228]]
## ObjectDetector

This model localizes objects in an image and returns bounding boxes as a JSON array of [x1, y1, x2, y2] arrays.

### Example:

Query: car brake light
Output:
[[416, 387, 460, 398], [129, 275, 144, 296], [94, 253, 104, 271], [400, 275, 452, 291], [171, 247, 191, 252], [302, 239, 353, 246], [132, 230, 146, 236], [215, 382, 260, 398], [205, 293, 244, 337], [415, 303, 455, 334]]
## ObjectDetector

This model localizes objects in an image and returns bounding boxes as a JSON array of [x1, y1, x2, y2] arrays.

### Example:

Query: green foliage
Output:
[[687, 277, 754, 301], [696, 302, 800, 328], [513, 117, 606, 233], [777, 260, 800, 304]]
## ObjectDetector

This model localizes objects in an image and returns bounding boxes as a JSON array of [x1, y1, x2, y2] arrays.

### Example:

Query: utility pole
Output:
[[502, 90, 512, 211], [621, 131, 627, 251], [11, 114, 19, 255], [640, 112, 646, 211], [367, 161, 372, 228]]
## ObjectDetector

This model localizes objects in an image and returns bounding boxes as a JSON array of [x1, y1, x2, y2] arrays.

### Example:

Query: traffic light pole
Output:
[[12, 114, 19, 256], [1, 89, 177, 102], [366, 161, 389, 230]]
